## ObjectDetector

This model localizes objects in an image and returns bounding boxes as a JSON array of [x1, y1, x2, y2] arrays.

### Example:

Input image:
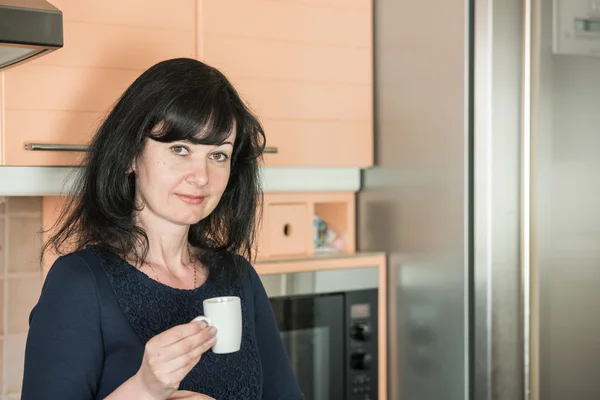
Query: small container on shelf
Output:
[[313, 214, 346, 255]]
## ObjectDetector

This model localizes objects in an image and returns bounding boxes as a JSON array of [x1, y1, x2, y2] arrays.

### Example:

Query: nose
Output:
[[186, 159, 209, 187]]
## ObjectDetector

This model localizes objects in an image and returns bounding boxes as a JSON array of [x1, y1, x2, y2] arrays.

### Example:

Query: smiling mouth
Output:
[[176, 194, 206, 205]]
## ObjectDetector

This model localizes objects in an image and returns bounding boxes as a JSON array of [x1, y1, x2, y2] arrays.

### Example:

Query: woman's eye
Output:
[[170, 145, 190, 156], [211, 152, 230, 162]]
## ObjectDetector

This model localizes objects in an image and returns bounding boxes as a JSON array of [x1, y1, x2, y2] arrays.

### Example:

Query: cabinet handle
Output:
[[24, 143, 89, 152], [24, 143, 279, 154]]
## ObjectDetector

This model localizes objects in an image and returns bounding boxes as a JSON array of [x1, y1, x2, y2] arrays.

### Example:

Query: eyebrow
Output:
[[183, 139, 234, 146]]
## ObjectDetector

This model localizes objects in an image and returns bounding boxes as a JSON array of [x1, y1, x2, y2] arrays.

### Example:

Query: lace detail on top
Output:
[[91, 247, 262, 400]]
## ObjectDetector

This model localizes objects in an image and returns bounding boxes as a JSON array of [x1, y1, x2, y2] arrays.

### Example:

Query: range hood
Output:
[[0, 0, 63, 70]]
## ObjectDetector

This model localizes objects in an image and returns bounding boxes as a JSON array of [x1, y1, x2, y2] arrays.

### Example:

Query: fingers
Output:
[[144, 321, 215, 375], [141, 320, 216, 392], [161, 324, 216, 363], [174, 325, 216, 354], [167, 339, 216, 377], [165, 331, 217, 374], [156, 321, 206, 347]]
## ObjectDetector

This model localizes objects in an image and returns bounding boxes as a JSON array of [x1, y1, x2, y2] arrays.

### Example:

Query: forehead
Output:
[[192, 122, 237, 144]]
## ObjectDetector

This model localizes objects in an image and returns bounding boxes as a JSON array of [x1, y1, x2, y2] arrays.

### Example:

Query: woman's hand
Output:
[[166, 390, 216, 399], [135, 320, 217, 400]]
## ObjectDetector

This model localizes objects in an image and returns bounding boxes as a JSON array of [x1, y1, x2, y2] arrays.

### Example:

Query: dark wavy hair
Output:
[[43, 58, 265, 282]]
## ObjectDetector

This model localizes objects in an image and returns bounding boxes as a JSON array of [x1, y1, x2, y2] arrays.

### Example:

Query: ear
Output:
[[127, 158, 137, 174]]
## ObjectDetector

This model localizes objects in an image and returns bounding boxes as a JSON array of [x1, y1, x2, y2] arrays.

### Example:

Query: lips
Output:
[[176, 194, 205, 205]]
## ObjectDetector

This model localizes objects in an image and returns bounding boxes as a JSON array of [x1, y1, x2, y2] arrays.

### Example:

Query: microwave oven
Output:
[[260, 266, 380, 400]]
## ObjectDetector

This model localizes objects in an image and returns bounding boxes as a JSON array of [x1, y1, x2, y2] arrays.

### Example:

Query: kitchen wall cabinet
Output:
[[0, 0, 198, 166], [1, 0, 372, 168], [255, 192, 356, 260], [201, 0, 373, 167]]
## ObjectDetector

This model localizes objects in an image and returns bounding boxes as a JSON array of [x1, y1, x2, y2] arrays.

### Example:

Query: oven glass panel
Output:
[[271, 293, 345, 400], [281, 327, 330, 399]]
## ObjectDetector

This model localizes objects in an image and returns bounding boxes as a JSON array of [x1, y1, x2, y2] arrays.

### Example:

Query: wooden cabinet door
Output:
[[201, 0, 373, 167], [1, 0, 198, 166]]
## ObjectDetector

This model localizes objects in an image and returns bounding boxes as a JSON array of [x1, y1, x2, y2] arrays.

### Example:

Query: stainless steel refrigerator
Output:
[[358, 0, 600, 398]]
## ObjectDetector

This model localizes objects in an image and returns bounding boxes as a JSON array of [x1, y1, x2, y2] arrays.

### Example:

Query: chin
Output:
[[174, 210, 211, 226], [174, 215, 204, 226], [169, 201, 218, 225]]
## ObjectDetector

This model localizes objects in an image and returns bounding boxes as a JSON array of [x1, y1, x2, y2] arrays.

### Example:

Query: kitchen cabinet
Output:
[[1, 0, 198, 166], [200, 0, 373, 167], [255, 192, 356, 260], [1, 0, 372, 168]]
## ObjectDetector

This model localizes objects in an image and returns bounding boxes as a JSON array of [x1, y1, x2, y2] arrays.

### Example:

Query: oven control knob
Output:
[[351, 352, 373, 370], [351, 323, 372, 341]]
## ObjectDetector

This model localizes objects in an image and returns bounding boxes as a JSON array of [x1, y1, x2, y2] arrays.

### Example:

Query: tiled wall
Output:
[[0, 197, 44, 399]]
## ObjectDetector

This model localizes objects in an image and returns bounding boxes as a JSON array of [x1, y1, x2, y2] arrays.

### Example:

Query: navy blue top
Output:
[[21, 246, 303, 400]]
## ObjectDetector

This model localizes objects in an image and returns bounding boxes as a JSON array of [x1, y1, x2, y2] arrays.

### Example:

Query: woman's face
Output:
[[132, 132, 235, 227]]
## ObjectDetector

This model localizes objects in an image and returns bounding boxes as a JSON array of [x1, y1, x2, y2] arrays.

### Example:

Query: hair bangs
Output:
[[146, 89, 238, 146]]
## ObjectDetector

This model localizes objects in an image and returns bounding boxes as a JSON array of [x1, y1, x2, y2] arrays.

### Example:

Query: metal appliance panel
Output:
[[473, 0, 527, 398], [358, 0, 470, 398], [358, 0, 527, 399], [259, 267, 379, 298], [533, 0, 600, 398]]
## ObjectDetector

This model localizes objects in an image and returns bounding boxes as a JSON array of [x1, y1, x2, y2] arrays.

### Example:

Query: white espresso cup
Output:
[[193, 296, 242, 354]]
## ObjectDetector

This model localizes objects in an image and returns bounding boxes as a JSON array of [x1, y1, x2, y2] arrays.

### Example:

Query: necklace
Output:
[[142, 244, 198, 289]]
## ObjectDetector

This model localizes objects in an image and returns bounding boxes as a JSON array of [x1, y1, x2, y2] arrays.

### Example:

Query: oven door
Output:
[[270, 293, 345, 400]]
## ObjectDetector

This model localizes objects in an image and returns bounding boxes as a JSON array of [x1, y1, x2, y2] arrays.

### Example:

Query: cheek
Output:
[[138, 161, 178, 198], [209, 166, 231, 190], [217, 168, 232, 192], [135, 165, 153, 195]]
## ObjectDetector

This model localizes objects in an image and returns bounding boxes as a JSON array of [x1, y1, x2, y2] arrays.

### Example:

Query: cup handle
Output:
[[192, 316, 212, 326]]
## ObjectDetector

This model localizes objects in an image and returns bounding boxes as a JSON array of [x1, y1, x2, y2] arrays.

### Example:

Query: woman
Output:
[[21, 58, 303, 400]]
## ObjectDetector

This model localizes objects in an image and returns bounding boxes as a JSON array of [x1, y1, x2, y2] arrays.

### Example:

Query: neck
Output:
[[135, 209, 191, 272]]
